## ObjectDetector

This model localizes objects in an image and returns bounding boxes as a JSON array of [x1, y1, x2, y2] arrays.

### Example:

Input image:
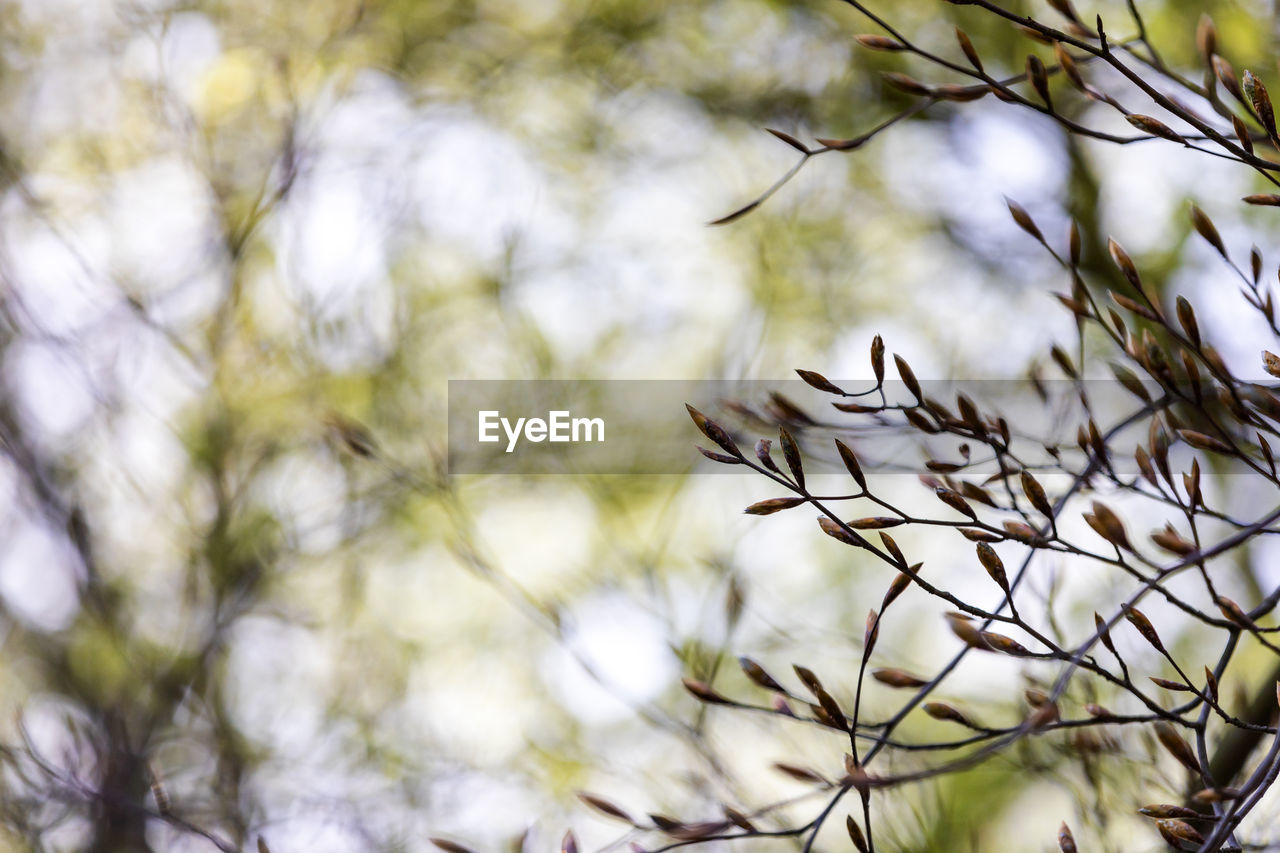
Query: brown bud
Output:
[[724, 808, 755, 832], [956, 28, 983, 72], [578, 793, 635, 824], [1216, 595, 1254, 628], [793, 665, 823, 695], [1026, 54, 1052, 108], [846, 816, 869, 853], [755, 438, 780, 473], [1192, 786, 1242, 803], [976, 542, 1010, 592], [935, 487, 977, 519], [882, 72, 931, 96], [1138, 803, 1200, 820], [958, 527, 1002, 542], [981, 631, 1031, 656], [1154, 721, 1202, 773], [1126, 114, 1186, 144], [882, 567, 915, 610], [1196, 14, 1217, 62], [1111, 291, 1158, 321], [1007, 198, 1044, 242], [1176, 296, 1201, 347], [1058, 822, 1077, 853], [686, 405, 741, 458], [924, 702, 974, 726], [1213, 54, 1242, 100], [1094, 612, 1121, 660], [1124, 605, 1166, 652], [895, 354, 923, 401], [1150, 523, 1196, 556], [1178, 429, 1234, 455], [744, 497, 807, 515], [1047, 0, 1082, 23], [1244, 70, 1277, 138], [430, 839, 476, 853], [1107, 237, 1142, 289], [1264, 350, 1280, 378], [683, 679, 732, 705], [946, 611, 985, 647], [848, 516, 906, 529], [1232, 114, 1255, 155], [836, 439, 867, 489], [1190, 205, 1227, 258], [739, 657, 786, 692], [778, 427, 804, 489], [1020, 469, 1053, 516], [1087, 501, 1132, 551], [772, 763, 827, 784], [796, 369, 844, 395], [818, 517, 863, 547], [879, 532, 906, 566], [864, 608, 880, 655], [1112, 363, 1151, 402], [1027, 699, 1060, 728], [1204, 666, 1219, 703], [1135, 444, 1157, 486], [935, 84, 989, 102], [1156, 819, 1204, 849], [1054, 42, 1084, 91], [765, 128, 809, 154], [1002, 520, 1044, 545], [854, 34, 906, 51], [871, 667, 927, 688]]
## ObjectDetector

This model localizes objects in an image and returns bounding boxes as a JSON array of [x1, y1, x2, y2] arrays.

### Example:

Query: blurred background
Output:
[[1, 0, 1279, 850]]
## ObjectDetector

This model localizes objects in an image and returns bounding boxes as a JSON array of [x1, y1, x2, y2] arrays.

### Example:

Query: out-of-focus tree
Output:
[[0, 0, 1272, 851]]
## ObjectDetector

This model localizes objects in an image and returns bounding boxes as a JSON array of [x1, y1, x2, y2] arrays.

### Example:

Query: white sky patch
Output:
[[6, 340, 97, 441], [0, 521, 82, 632], [103, 406, 189, 511], [280, 177, 388, 312], [257, 453, 349, 555], [1250, 534, 1280, 595], [542, 592, 678, 724], [1094, 135, 1249, 253], [263, 72, 423, 367], [425, 771, 544, 844], [158, 13, 223, 105], [953, 110, 1066, 200], [109, 328, 206, 421], [274, 170, 398, 370], [884, 111, 1065, 229], [226, 618, 332, 757], [512, 168, 748, 366], [410, 656, 535, 762], [314, 70, 417, 160], [472, 492, 594, 597], [415, 112, 571, 266], [12, 697, 91, 778], [11, 37, 120, 145], [16, 0, 112, 22], [3, 213, 113, 338], [108, 157, 215, 284]]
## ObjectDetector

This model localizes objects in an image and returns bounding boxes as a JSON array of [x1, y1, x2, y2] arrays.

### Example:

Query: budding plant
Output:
[[567, 1, 1280, 852]]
